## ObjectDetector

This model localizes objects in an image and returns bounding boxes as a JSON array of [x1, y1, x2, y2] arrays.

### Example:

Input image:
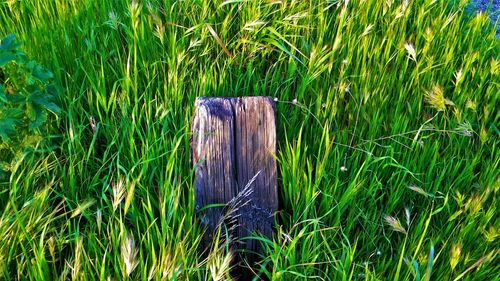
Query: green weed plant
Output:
[[0, 34, 60, 181]]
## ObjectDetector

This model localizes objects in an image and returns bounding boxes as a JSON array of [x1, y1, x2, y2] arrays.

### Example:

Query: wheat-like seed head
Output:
[[424, 85, 454, 111], [384, 215, 407, 234], [112, 177, 126, 211], [122, 234, 139, 277], [404, 42, 417, 62]]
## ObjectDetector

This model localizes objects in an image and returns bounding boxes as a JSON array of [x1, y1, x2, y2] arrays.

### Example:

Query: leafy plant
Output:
[[0, 34, 60, 180]]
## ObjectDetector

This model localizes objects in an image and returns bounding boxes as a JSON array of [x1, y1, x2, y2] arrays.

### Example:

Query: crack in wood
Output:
[[191, 96, 278, 278]]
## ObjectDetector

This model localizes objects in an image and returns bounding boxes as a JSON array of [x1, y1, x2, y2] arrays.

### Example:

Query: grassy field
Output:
[[0, 0, 498, 280]]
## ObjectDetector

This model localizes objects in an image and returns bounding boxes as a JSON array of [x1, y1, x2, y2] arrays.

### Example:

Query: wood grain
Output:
[[191, 96, 277, 266]]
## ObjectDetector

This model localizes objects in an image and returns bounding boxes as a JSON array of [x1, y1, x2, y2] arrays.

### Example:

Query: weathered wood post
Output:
[[191, 96, 278, 273]]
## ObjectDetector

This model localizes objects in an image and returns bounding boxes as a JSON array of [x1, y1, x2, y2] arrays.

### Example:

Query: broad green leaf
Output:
[[28, 103, 47, 130], [30, 91, 60, 115], [26, 60, 36, 69], [0, 117, 20, 142], [27, 101, 36, 120], [0, 108, 24, 140], [0, 52, 16, 67], [44, 84, 60, 99], [0, 34, 20, 51], [5, 92, 25, 103], [32, 64, 53, 82]]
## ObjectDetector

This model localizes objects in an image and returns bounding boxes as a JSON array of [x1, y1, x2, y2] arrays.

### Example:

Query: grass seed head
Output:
[[404, 42, 417, 62], [208, 250, 233, 281], [122, 234, 139, 277], [450, 242, 462, 270], [112, 177, 126, 211], [424, 85, 454, 111], [89, 116, 97, 134], [384, 215, 407, 234], [48, 236, 55, 260], [106, 11, 121, 30], [159, 253, 181, 280], [402, 0, 409, 11], [405, 207, 411, 227], [408, 185, 430, 197], [147, 265, 156, 281], [96, 208, 102, 232], [130, 0, 141, 16], [71, 237, 83, 281], [453, 68, 463, 86]]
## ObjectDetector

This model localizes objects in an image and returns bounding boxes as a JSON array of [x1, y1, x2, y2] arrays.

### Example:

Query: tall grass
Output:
[[0, 0, 498, 280]]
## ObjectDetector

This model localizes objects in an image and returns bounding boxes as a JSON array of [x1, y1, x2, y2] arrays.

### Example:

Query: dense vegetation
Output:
[[0, 0, 498, 280]]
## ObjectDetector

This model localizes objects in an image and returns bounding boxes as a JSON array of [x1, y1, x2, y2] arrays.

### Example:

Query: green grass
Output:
[[0, 0, 498, 280]]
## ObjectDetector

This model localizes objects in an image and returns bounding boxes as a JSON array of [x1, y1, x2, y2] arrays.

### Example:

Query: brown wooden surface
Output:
[[191, 96, 277, 266]]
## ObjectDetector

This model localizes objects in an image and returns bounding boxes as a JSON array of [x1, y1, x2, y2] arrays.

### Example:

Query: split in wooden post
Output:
[[191, 96, 278, 277]]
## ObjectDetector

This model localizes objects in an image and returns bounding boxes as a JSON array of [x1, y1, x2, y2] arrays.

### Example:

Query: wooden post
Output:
[[191, 96, 278, 270]]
